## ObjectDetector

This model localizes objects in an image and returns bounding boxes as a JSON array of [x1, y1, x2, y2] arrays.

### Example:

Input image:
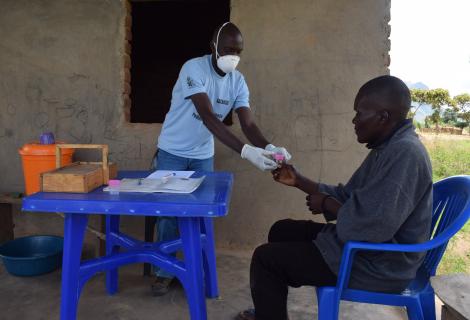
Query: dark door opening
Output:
[[130, 0, 231, 124]]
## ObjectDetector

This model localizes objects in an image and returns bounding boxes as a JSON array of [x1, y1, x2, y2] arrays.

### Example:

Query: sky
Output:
[[390, 0, 470, 96]]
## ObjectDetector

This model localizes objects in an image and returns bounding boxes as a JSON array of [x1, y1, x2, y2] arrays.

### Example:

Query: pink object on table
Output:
[[108, 179, 121, 187]]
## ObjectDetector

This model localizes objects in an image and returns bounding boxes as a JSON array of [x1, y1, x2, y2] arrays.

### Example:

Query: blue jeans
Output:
[[153, 149, 214, 278]]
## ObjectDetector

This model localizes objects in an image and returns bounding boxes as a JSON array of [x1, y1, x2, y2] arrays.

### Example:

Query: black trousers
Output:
[[250, 219, 337, 320]]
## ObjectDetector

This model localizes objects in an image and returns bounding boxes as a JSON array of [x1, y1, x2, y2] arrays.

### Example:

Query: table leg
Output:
[[106, 215, 120, 295], [0, 203, 14, 244], [143, 216, 156, 276], [60, 213, 88, 320], [201, 218, 218, 298], [179, 217, 206, 320], [99, 215, 106, 256]]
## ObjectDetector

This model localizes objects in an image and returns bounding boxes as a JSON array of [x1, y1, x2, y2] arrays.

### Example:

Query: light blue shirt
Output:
[[157, 55, 250, 159]]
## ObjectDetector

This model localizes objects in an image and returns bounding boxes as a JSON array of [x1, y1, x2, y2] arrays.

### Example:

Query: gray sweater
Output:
[[314, 121, 433, 293]]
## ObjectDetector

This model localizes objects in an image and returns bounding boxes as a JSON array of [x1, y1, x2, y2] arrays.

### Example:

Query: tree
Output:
[[409, 89, 428, 119], [454, 93, 470, 130], [424, 116, 431, 128], [409, 88, 470, 131], [410, 88, 454, 128], [442, 108, 459, 125], [426, 89, 454, 128]]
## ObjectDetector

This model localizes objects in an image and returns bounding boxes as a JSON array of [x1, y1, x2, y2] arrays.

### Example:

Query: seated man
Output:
[[237, 75, 433, 320]]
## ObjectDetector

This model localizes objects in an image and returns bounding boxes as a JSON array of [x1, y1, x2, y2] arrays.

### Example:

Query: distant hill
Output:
[[406, 81, 429, 90], [406, 81, 432, 123]]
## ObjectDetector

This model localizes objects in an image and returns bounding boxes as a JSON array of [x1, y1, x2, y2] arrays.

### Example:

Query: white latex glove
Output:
[[241, 144, 277, 171], [265, 144, 292, 161]]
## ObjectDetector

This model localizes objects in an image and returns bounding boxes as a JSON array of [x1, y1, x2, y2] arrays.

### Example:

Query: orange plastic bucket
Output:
[[18, 143, 74, 195]]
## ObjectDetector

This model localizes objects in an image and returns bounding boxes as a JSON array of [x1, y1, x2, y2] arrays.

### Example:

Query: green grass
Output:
[[425, 139, 470, 182], [438, 254, 468, 274], [421, 137, 470, 274], [437, 225, 470, 275]]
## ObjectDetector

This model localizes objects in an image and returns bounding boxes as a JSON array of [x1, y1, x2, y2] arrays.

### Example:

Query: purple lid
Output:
[[39, 132, 55, 145]]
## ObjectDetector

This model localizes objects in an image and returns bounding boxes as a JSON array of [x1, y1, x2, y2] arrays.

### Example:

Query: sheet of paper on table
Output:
[[103, 175, 205, 194], [145, 170, 195, 180]]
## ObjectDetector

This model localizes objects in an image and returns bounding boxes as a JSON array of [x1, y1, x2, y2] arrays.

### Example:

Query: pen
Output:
[[161, 172, 176, 183]]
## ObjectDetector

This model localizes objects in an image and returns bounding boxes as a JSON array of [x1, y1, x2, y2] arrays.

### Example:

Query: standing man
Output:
[[151, 22, 291, 296]]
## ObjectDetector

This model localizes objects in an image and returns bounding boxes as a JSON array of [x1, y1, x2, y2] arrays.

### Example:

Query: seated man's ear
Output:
[[379, 110, 390, 122]]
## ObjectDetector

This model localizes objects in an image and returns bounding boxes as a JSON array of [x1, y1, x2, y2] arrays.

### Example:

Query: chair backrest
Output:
[[421, 175, 470, 276]]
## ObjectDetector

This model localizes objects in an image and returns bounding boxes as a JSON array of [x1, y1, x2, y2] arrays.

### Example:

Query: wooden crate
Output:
[[41, 144, 117, 193]]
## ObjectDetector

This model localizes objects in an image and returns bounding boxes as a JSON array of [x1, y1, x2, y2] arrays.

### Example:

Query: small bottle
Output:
[[108, 179, 121, 195], [274, 153, 285, 167]]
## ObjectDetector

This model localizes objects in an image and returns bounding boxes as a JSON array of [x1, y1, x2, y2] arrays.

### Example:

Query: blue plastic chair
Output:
[[316, 175, 470, 320]]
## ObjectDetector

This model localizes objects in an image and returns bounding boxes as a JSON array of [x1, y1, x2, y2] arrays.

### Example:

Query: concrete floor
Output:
[[0, 207, 436, 320]]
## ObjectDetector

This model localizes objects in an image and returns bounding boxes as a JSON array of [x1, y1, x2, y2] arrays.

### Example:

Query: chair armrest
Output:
[[336, 237, 446, 295], [334, 218, 465, 298]]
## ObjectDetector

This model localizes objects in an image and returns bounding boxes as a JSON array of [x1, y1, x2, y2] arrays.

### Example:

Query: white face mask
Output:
[[213, 22, 241, 74], [215, 53, 240, 74]]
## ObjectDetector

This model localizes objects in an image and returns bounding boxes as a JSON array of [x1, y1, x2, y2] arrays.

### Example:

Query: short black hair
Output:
[[356, 75, 411, 120]]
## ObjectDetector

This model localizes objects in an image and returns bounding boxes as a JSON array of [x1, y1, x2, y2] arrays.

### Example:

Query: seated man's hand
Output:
[[265, 144, 292, 161], [241, 144, 277, 171], [272, 164, 298, 186], [306, 193, 325, 214], [307, 193, 340, 221]]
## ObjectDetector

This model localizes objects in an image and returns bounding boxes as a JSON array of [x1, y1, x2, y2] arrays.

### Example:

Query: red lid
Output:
[[18, 142, 75, 156]]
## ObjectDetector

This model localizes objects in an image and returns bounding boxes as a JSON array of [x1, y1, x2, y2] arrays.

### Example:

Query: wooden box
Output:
[[41, 144, 117, 193]]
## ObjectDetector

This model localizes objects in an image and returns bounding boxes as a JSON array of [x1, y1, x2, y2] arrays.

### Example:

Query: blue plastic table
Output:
[[22, 171, 233, 320]]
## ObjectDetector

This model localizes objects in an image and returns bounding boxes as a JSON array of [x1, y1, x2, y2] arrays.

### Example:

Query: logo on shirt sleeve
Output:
[[192, 112, 202, 121], [186, 77, 196, 88]]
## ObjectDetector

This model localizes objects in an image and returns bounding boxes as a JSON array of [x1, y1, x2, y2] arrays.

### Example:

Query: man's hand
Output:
[[265, 144, 292, 161], [272, 164, 299, 186], [305, 193, 326, 214], [306, 193, 339, 221], [241, 144, 277, 171]]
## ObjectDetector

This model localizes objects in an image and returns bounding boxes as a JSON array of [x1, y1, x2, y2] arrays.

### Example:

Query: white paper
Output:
[[103, 176, 205, 194], [145, 170, 195, 180]]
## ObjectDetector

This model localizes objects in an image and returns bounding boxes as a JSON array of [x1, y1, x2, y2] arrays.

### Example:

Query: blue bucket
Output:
[[0, 235, 64, 276]]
